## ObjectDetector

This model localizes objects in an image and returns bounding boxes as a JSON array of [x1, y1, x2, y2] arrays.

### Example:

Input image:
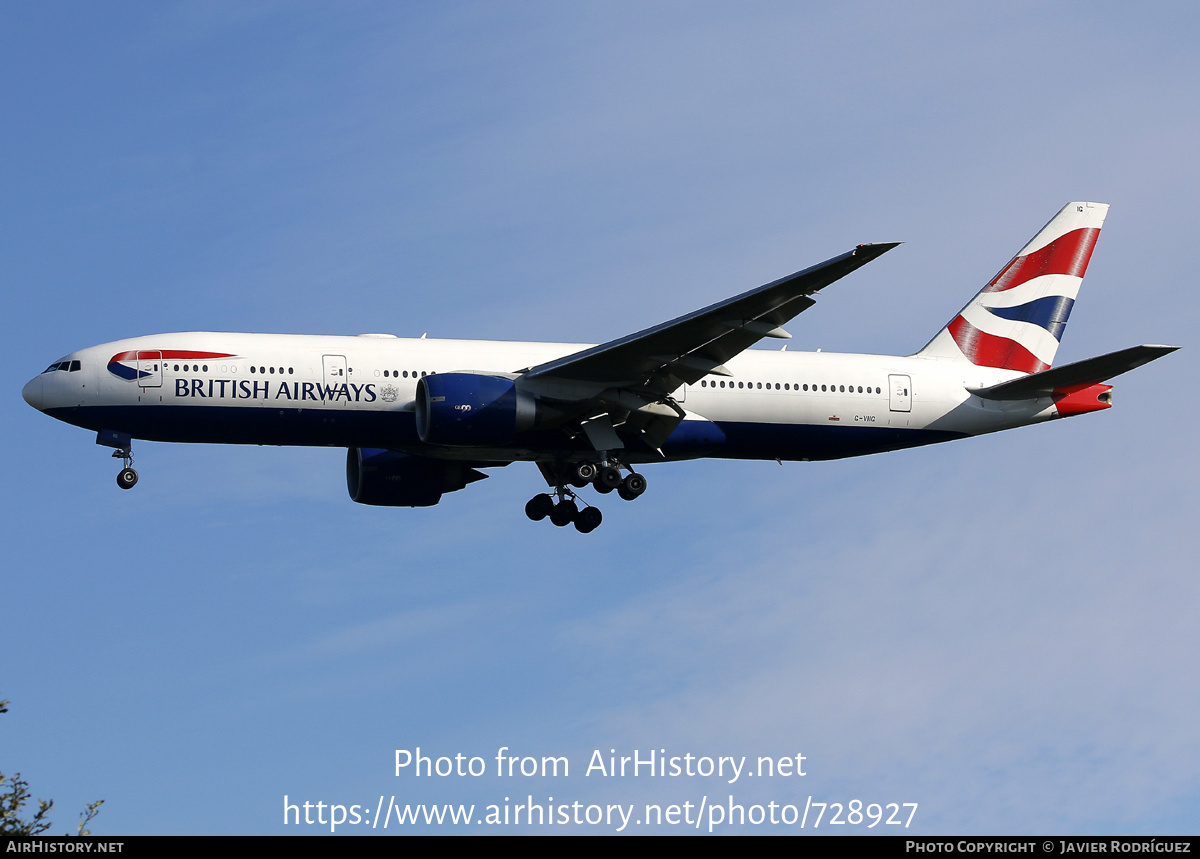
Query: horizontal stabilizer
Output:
[[970, 345, 1178, 400]]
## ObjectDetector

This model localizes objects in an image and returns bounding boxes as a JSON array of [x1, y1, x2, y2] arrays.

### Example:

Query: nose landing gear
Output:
[[97, 430, 139, 490], [114, 448, 138, 490]]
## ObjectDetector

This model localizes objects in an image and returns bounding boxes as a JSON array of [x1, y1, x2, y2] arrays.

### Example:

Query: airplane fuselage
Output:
[[24, 331, 1061, 465]]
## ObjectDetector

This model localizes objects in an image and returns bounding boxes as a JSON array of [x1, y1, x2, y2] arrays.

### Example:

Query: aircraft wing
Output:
[[523, 242, 900, 397]]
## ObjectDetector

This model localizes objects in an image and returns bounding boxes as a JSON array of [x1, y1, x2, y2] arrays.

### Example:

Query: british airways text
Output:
[[173, 378, 378, 403]]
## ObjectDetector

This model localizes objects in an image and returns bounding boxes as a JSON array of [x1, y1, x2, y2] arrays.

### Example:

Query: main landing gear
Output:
[[525, 461, 647, 533], [588, 463, 646, 501], [525, 489, 602, 533]]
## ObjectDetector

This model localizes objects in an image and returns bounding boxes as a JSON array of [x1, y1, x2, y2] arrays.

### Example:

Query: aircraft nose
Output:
[[22, 375, 45, 411]]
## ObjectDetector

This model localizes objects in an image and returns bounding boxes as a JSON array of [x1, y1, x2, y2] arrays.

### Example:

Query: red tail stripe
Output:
[[984, 227, 1100, 293], [948, 316, 1048, 374]]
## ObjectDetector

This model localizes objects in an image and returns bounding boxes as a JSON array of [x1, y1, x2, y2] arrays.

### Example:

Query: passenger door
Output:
[[322, 355, 348, 402], [137, 351, 162, 388], [888, 374, 911, 412]]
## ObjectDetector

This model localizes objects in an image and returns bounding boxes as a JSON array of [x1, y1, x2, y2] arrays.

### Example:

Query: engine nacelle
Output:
[[346, 447, 486, 507], [415, 372, 537, 446]]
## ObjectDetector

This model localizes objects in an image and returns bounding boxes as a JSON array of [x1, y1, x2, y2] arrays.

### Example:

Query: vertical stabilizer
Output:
[[916, 202, 1109, 373]]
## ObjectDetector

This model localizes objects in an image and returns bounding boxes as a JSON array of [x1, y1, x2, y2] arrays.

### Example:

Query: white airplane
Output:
[[23, 202, 1175, 532]]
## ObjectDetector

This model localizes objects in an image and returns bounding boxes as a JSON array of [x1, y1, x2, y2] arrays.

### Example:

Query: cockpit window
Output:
[[69, 360, 81, 372]]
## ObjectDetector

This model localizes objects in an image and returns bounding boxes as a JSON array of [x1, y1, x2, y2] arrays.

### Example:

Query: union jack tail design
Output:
[[916, 202, 1109, 373]]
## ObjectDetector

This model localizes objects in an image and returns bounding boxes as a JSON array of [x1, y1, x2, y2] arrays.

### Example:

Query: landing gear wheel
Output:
[[525, 493, 554, 521], [549, 499, 578, 527], [618, 472, 646, 501], [574, 506, 603, 533], [574, 462, 598, 483], [597, 465, 623, 490], [117, 467, 139, 490], [594, 481, 615, 494]]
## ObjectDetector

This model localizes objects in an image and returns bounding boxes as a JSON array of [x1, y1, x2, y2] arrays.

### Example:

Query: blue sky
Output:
[[3, 2, 1198, 835]]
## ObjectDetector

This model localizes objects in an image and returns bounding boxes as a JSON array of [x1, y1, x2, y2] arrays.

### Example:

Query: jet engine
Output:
[[415, 372, 537, 446], [346, 447, 487, 507]]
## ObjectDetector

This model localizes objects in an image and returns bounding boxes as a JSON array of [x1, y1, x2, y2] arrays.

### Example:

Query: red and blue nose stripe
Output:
[[107, 350, 236, 381]]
